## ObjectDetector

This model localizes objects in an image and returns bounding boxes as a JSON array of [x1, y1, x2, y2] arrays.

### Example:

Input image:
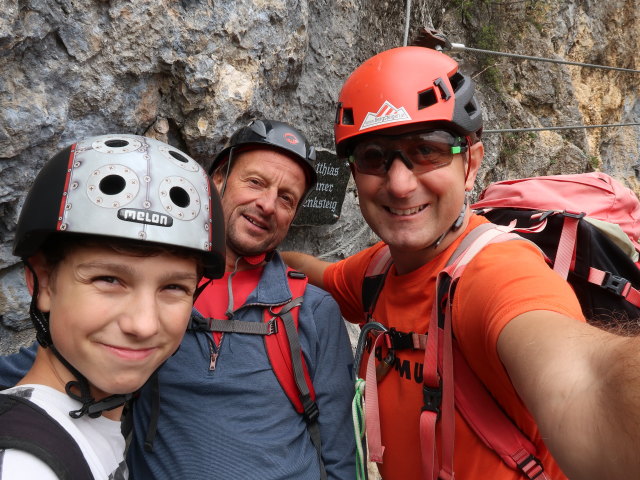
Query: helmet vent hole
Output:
[[464, 101, 477, 116], [169, 150, 189, 163], [449, 72, 464, 92], [418, 88, 438, 109], [169, 186, 190, 208], [104, 139, 129, 148], [99, 175, 127, 195], [341, 108, 354, 126]]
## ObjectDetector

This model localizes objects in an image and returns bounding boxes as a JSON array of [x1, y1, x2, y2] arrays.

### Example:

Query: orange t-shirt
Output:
[[324, 215, 585, 480]]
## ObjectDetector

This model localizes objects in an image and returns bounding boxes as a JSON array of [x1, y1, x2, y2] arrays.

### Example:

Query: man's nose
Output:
[[385, 154, 418, 198], [255, 188, 277, 215]]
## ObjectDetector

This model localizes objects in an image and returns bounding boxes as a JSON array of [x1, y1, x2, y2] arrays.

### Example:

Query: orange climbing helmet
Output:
[[334, 46, 483, 157]]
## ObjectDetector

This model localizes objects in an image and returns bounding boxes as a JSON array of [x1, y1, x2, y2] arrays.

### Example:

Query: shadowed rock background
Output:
[[1, 0, 639, 362]]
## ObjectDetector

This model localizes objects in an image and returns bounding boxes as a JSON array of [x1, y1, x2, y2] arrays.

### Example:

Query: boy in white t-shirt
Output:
[[0, 134, 225, 479]]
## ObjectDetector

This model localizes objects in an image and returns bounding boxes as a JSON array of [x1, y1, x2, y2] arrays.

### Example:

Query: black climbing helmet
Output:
[[210, 119, 318, 194]]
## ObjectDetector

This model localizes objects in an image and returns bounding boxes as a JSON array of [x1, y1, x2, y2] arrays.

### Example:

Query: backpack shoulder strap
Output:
[[264, 269, 316, 413], [0, 393, 94, 480], [263, 269, 326, 480], [425, 223, 549, 480], [362, 246, 393, 321]]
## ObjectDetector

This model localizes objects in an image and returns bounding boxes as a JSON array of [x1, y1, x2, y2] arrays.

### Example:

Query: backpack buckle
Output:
[[421, 381, 442, 418], [190, 314, 208, 331], [602, 273, 629, 296], [266, 317, 278, 335], [516, 453, 545, 479], [561, 210, 586, 219], [386, 328, 414, 350], [302, 398, 320, 424]]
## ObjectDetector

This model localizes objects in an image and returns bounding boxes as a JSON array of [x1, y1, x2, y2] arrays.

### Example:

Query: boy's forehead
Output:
[[54, 244, 199, 283]]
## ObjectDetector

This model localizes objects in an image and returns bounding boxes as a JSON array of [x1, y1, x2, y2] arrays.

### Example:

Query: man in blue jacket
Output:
[[0, 119, 356, 480]]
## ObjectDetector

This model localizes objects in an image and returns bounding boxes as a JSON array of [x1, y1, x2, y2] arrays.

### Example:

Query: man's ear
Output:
[[464, 141, 484, 191], [24, 253, 53, 313], [212, 169, 225, 195]]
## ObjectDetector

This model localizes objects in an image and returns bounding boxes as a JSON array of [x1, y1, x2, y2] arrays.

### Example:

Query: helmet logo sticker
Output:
[[284, 132, 299, 145], [118, 208, 173, 227], [359, 101, 412, 131]]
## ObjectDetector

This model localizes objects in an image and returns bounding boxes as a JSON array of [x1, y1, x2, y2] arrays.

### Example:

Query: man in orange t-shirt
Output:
[[284, 46, 640, 480]]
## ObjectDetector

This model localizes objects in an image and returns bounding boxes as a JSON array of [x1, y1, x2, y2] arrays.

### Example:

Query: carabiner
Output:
[[353, 321, 388, 378]]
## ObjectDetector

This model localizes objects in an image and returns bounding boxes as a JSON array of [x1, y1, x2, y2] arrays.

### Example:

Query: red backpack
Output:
[[357, 172, 640, 479], [473, 172, 640, 322]]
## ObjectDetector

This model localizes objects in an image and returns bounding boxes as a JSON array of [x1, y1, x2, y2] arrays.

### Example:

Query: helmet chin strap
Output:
[[430, 194, 468, 249], [57, 346, 132, 419], [430, 142, 474, 249], [217, 147, 235, 198]]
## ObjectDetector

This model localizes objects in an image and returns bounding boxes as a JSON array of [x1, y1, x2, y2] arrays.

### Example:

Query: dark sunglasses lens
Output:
[[406, 131, 465, 172], [352, 144, 387, 174], [407, 141, 453, 171]]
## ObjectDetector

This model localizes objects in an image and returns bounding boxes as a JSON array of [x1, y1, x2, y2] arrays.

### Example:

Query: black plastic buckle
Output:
[[421, 382, 442, 417], [387, 328, 414, 350], [516, 453, 545, 480], [190, 314, 208, 331], [302, 399, 320, 424], [537, 210, 554, 221], [561, 210, 586, 219], [603, 273, 629, 296]]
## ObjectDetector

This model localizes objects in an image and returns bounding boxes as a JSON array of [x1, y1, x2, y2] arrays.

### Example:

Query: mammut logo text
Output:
[[370, 345, 425, 383], [118, 208, 173, 227], [360, 101, 411, 131]]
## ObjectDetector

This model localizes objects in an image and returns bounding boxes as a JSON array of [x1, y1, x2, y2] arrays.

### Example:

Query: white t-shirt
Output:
[[0, 385, 127, 479]]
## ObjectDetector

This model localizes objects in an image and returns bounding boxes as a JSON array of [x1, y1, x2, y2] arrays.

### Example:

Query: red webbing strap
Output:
[[553, 214, 581, 279], [363, 247, 394, 320], [263, 270, 315, 413], [365, 245, 394, 277], [420, 281, 442, 480], [441, 276, 456, 480], [365, 332, 387, 463], [588, 267, 640, 308]]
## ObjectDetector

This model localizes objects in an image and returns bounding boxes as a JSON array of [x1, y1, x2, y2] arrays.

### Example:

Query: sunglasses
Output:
[[348, 130, 468, 176]]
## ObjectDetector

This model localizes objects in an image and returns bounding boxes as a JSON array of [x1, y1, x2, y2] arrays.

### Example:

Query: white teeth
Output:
[[388, 205, 426, 216], [245, 215, 266, 229]]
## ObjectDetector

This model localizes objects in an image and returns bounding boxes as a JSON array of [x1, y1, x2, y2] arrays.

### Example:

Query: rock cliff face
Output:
[[1, 0, 639, 352]]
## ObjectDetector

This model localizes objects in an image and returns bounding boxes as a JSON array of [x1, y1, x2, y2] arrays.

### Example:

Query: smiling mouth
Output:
[[243, 214, 268, 230], [386, 204, 428, 216], [103, 344, 156, 361]]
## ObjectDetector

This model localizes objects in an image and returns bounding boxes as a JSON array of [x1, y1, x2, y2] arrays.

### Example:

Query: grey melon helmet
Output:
[[13, 133, 225, 417], [210, 119, 318, 198]]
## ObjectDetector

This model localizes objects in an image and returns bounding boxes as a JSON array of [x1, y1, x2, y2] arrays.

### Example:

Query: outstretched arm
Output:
[[280, 251, 334, 290], [498, 311, 640, 480]]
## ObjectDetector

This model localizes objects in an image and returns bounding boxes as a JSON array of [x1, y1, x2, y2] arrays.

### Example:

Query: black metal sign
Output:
[[294, 149, 350, 226]]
